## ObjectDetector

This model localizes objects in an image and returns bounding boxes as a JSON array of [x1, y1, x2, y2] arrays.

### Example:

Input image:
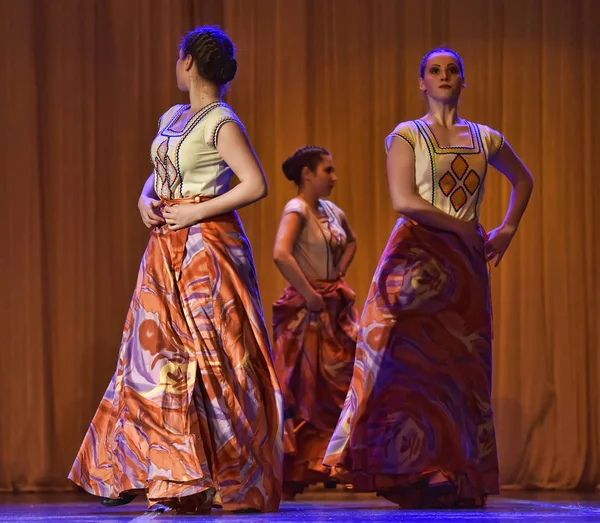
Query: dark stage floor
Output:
[[1, 489, 600, 522]]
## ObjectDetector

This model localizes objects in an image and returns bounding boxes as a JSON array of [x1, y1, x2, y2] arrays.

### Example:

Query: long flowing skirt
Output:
[[272, 280, 357, 494], [69, 212, 283, 513], [323, 218, 498, 508]]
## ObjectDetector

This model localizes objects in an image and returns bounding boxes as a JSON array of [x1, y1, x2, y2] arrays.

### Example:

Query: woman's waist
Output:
[[284, 278, 349, 296], [161, 194, 213, 206], [276, 279, 356, 313], [158, 194, 241, 228], [292, 254, 341, 282], [391, 216, 489, 270], [398, 214, 481, 229], [308, 277, 343, 286]]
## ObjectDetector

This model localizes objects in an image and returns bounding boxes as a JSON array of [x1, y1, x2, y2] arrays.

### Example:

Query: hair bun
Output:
[[282, 157, 298, 182], [180, 26, 237, 87], [282, 145, 330, 186], [217, 59, 237, 83]]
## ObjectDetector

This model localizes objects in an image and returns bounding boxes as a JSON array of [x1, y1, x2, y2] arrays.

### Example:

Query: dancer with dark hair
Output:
[[324, 48, 534, 509], [272, 146, 358, 499], [69, 26, 283, 515]]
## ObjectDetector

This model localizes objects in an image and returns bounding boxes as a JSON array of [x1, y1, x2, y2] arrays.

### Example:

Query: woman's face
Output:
[[419, 52, 464, 103], [303, 154, 338, 197], [176, 49, 192, 92]]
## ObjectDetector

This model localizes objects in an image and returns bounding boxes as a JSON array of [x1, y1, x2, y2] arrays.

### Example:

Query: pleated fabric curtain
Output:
[[1, 0, 598, 491]]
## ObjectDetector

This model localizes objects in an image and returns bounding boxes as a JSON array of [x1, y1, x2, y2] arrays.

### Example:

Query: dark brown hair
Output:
[[180, 26, 237, 88], [282, 146, 330, 186]]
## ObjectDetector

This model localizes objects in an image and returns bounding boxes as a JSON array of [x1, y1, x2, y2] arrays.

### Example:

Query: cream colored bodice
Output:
[[386, 120, 504, 221], [150, 102, 242, 199], [282, 198, 348, 281]]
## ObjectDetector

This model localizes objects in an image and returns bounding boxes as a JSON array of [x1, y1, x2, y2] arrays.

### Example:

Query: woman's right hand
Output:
[[455, 220, 485, 258], [305, 292, 325, 312], [138, 196, 165, 228]]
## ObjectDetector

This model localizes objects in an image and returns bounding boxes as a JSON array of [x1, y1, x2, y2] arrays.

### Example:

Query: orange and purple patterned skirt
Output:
[[69, 204, 283, 514], [272, 279, 358, 496], [323, 217, 498, 508]]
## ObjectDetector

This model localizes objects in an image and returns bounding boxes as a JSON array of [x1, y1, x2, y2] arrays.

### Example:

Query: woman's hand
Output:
[[330, 267, 343, 280], [138, 196, 165, 229], [305, 291, 325, 312], [484, 225, 516, 267], [162, 203, 202, 231], [455, 220, 486, 259]]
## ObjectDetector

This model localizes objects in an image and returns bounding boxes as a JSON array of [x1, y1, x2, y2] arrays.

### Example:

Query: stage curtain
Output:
[[1, 0, 598, 491]]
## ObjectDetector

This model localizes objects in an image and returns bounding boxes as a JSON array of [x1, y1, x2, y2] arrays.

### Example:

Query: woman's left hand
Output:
[[332, 266, 346, 280], [162, 204, 202, 231], [484, 225, 516, 267]]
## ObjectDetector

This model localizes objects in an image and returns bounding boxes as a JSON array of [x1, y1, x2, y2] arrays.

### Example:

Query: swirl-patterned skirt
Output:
[[323, 217, 498, 508], [69, 212, 283, 513], [272, 280, 358, 494]]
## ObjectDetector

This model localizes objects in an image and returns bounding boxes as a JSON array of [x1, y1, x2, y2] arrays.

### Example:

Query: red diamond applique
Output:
[[451, 154, 468, 179], [450, 187, 467, 211], [464, 170, 481, 195], [439, 172, 457, 196]]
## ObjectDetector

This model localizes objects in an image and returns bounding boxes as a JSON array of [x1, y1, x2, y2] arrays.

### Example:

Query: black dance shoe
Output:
[[101, 493, 138, 507]]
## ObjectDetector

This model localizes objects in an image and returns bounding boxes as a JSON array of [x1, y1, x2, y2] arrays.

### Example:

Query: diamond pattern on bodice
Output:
[[438, 154, 481, 212]]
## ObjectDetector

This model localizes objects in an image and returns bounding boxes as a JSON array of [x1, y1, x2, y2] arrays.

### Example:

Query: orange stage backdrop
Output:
[[1, 0, 598, 492]]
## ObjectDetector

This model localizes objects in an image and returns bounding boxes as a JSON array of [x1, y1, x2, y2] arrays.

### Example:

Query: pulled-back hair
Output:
[[180, 26, 237, 89], [281, 146, 330, 186]]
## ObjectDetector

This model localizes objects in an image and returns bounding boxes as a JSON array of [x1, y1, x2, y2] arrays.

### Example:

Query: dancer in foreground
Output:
[[272, 146, 358, 499], [69, 26, 283, 515], [324, 48, 534, 508]]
